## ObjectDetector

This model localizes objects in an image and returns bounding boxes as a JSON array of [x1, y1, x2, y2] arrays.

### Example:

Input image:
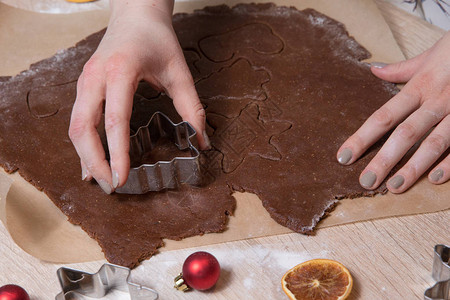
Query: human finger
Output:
[[359, 103, 445, 190], [69, 67, 113, 194], [104, 57, 137, 189], [81, 160, 93, 181], [165, 60, 210, 150], [337, 85, 421, 165], [370, 48, 431, 83], [387, 115, 450, 193], [429, 151, 450, 185]]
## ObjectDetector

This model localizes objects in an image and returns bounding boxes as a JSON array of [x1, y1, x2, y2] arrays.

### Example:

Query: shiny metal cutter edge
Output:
[[115, 111, 201, 194], [424, 244, 450, 300], [55, 263, 158, 300]]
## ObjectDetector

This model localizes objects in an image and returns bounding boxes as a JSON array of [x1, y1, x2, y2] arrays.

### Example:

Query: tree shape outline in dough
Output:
[[209, 103, 291, 173]]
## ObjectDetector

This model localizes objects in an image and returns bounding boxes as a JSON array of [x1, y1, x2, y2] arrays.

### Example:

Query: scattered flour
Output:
[[243, 275, 254, 289], [129, 243, 330, 298], [308, 14, 326, 26]]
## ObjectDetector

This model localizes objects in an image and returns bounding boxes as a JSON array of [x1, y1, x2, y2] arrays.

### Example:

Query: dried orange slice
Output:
[[281, 259, 353, 300]]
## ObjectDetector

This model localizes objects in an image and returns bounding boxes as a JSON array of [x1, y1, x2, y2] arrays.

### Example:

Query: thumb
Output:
[[165, 64, 210, 150], [370, 48, 430, 83]]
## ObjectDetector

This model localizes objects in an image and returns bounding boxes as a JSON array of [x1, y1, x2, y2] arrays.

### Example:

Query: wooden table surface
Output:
[[0, 1, 449, 299]]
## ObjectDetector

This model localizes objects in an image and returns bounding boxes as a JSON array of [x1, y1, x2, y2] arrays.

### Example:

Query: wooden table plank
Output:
[[1, 211, 448, 298], [0, 1, 448, 299], [375, 0, 446, 58]]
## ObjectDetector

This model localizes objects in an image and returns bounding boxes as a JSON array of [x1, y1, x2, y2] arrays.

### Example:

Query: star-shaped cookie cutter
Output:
[[424, 244, 450, 300], [55, 263, 158, 299], [115, 111, 201, 194]]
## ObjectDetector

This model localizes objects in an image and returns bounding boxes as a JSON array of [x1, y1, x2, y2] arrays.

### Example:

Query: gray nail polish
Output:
[[337, 149, 352, 165], [371, 62, 387, 69], [81, 165, 88, 181], [360, 171, 377, 189], [430, 168, 444, 182], [203, 130, 211, 150], [112, 171, 119, 189], [388, 175, 404, 189], [98, 180, 113, 194]]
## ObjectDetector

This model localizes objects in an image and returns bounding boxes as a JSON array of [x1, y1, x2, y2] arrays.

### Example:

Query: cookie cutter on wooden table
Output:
[[55, 263, 158, 299], [115, 111, 201, 194], [424, 244, 450, 300]]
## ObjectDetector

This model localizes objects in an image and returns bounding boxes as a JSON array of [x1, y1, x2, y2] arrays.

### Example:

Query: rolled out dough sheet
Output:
[[0, 0, 448, 264]]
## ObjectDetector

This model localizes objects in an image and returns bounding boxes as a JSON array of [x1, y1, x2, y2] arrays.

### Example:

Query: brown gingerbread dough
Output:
[[0, 4, 397, 267]]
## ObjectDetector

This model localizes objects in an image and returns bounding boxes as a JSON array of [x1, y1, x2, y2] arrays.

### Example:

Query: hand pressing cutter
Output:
[[424, 244, 450, 300], [55, 263, 158, 299], [115, 111, 201, 194]]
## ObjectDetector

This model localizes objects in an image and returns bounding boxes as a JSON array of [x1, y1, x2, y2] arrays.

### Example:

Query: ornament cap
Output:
[[174, 273, 191, 292]]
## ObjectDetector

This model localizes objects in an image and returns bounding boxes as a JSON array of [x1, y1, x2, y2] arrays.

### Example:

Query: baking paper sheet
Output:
[[0, 0, 109, 14], [0, 0, 448, 263]]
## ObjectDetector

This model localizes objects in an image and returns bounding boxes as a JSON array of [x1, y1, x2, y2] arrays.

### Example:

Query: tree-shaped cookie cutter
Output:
[[115, 111, 201, 194], [55, 263, 158, 299], [424, 244, 450, 300]]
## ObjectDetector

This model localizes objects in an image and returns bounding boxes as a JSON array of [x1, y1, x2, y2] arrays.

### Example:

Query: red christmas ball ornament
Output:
[[174, 251, 220, 291], [0, 285, 30, 300]]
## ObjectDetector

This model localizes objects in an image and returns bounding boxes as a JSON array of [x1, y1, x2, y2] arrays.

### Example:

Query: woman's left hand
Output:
[[337, 31, 450, 193]]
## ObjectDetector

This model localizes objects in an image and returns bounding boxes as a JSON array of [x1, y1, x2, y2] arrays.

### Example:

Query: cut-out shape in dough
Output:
[[257, 98, 283, 122], [197, 58, 270, 119], [183, 49, 202, 80], [209, 104, 291, 173], [199, 150, 225, 186], [0, 4, 400, 269], [199, 23, 284, 62], [27, 81, 76, 119], [197, 58, 269, 101]]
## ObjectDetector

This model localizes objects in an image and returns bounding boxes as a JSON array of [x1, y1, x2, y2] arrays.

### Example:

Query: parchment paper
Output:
[[0, 0, 448, 264], [0, 0, 109, 14]]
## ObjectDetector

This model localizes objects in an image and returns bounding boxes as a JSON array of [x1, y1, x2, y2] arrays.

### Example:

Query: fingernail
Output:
[[98, 179, 113, 194], [203, 130, 211, 149], [370, 62, 387, 69], [430, 168, 444, 182], [337, 148, 352, 165], [388, 175, 404, 189], [81, 165, 88, 181], [112, 170, 119, 189], [360, 171, 377, 189]]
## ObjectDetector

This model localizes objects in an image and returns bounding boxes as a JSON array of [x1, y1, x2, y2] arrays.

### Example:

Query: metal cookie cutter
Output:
[[55, 263, 158, 300], [424, 244, 450, 300], [115, 111, 201, 194]]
